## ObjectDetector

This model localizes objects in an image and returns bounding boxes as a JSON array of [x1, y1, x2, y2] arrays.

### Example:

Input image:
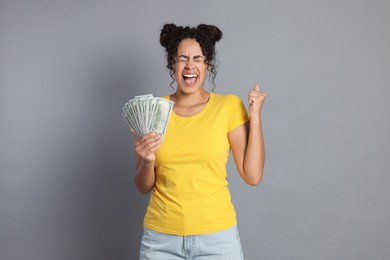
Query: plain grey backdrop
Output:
[[1, 0, 390, 259]]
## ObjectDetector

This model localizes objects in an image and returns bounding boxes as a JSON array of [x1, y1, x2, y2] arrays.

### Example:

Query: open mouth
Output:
[[183, 74, 198, 85]]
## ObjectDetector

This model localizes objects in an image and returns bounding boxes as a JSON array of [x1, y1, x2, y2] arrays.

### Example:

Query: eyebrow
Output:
[[177, 55, 204, 59]]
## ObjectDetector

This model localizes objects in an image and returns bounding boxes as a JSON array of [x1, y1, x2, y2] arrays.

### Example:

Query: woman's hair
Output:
[[160, 23, 223, 90]]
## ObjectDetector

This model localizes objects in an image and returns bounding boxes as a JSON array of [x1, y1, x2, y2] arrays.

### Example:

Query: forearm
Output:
[[134, 160, 156, 194], [243, 116, 265, 185]]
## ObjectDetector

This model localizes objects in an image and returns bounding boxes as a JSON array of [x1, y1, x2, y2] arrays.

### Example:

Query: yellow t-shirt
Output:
[[143, 93, 249, 235]]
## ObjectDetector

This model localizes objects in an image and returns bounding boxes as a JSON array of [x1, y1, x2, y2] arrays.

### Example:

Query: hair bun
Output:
[[197, 24, 223, 43], [160, 23, 180, 48]]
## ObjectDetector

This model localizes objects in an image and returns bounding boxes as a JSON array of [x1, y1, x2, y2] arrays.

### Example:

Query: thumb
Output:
[[253, 84, 260, 92], [130, 128, 139, 139]]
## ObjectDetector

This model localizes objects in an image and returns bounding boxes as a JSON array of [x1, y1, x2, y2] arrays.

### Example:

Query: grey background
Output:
[[1, 0, 390, 259]]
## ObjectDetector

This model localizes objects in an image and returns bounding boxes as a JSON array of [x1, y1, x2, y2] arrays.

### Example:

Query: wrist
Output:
[[141, 158, 155, 167], [249, 114, 262, 124]]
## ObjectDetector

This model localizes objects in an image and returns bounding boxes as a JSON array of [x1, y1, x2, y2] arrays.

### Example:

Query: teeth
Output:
[[183, 74, 197, 78]]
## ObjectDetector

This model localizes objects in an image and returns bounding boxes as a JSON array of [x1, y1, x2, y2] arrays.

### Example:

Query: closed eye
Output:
[[177, 56, 188, 62], [176, 55, 188, 62], [176, 55, 205, 63], [194, 57, 205, 62]]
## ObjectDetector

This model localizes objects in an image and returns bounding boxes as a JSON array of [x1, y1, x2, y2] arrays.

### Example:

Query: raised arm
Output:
[[228, 85, 266, 186]]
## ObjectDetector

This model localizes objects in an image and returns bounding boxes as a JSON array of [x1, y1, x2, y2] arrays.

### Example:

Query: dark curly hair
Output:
[[160, 23, 223, 91]]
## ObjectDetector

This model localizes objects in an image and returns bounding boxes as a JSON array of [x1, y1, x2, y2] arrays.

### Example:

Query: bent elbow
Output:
[[140, 189, 151, 195], [136, 186, 152, 195], [133, 178, 153, 195], [244, 172, 263, 186], [246, 178, 262, 186]]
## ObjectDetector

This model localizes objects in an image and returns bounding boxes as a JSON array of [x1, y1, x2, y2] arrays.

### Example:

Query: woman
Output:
[[132, 23, 266, 259]]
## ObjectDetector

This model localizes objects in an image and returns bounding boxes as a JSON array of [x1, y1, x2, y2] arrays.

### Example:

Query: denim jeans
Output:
[[139, 226, 244, 260]]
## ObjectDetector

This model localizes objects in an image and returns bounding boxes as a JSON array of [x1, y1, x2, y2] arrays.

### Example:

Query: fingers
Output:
[[250, 84, 265, 96], [134, 132, 162, 154], [248, 84, 266, 116], [249, 90, 266, 101], [249, 84, 266, 104]]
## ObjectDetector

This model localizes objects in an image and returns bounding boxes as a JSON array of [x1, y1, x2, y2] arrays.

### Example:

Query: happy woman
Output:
[[132, 23, 266, 260]]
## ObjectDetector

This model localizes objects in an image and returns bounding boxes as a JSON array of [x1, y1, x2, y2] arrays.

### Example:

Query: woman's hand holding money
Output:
[[133, 131, 162, 164], [132, 131, 161, 194]]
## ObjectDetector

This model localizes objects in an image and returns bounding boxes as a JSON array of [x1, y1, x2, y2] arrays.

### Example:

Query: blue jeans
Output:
[[139, 226, 244, 259]]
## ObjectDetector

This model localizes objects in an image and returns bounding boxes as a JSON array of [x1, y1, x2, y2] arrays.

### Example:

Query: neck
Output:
[[171, 88, 209, 106]]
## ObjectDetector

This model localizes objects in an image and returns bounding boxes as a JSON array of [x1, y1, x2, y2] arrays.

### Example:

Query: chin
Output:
[[177, 83, 201, 94]]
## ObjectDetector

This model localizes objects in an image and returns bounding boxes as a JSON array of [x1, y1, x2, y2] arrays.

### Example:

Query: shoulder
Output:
[[212, 93, 244, 107], [212, 93, 242, 102]]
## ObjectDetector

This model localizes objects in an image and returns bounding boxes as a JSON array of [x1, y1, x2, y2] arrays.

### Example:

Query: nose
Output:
[[184, 60, 195, 69]]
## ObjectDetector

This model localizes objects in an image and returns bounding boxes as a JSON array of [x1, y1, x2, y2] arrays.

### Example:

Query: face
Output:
[[174, 38, 208, 94]]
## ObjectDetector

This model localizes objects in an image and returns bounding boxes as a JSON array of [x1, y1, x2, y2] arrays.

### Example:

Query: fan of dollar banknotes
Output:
[[122, 94, 174, 139]]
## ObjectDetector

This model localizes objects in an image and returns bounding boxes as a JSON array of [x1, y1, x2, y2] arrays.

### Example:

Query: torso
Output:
[[145, 93, 250, 235]]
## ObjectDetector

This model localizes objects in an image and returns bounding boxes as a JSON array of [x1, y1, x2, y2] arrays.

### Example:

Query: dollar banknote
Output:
[[122, 94, 173, 139]]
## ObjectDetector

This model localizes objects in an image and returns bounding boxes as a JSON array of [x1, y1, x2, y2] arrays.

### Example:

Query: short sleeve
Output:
[[228, 94, 250, 132]]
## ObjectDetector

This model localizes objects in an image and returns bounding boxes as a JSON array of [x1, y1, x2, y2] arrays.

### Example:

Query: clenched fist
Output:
[[248, 84, 266, 118]]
